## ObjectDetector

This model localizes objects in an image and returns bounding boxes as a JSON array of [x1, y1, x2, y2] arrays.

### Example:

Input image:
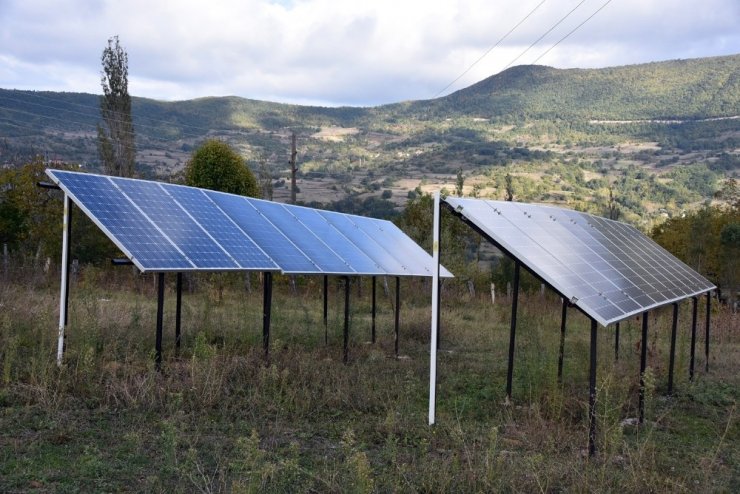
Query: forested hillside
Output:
[[1, 54, 738, 226], [411, 55, 740, 121]]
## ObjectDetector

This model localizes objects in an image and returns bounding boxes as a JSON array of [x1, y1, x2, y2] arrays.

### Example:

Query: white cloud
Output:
[[1, 0, 738, 106]]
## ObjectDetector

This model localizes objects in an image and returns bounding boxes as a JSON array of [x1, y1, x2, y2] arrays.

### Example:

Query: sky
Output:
[[0, 0, 738, 107]]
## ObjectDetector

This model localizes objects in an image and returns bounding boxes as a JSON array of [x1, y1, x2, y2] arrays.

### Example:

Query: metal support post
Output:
[[506, 261, 521, 401], [705, 291, 711, 372], [557, 298, 567, 383], [436, 277, 442, 350], [323, 275, 328, 345], [64, 200, 73, 326], [155, 272, 165, 370], [668, 302, 678, 395], [263, 272, 273, 358], [371, 276, 376, 344], [588, 318, 598, 457], [690, 296, 697, 380], [56, 194, 71, 366], [343, 276, 350, 364], [394, 276, 400, 357], [428, 191, 441, 425], [614, 322, 620, 361], [175, 272, 183, 352], [639, 311, 649, 424], [436, 207, 442, 351]]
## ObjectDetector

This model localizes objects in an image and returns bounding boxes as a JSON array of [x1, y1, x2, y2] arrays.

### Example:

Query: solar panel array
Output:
[[47, 169, 451, 278], [445, 197, 714, 326]]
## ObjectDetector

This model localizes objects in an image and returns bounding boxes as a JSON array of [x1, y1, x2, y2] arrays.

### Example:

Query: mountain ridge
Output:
[[1, 54, 738, 224]]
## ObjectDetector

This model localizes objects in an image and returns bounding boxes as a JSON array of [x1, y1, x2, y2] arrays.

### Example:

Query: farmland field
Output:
[[0, 268, 737, 492]]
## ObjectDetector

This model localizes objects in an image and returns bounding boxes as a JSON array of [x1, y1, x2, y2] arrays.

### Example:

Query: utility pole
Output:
[[289, 132, 297, 205]]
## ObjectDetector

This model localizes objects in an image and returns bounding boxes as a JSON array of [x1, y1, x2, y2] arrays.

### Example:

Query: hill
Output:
[[417, 55, 740, 121], [1, 54, 738, 224]]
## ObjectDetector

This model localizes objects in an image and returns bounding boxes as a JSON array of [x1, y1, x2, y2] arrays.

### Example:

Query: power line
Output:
[[434, 0, 547, 98], [531, 0, 614, 65], [501, 0, 588, 72]]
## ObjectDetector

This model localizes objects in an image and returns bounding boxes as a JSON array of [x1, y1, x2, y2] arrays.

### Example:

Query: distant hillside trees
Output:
[[97, 36, 136, 177], [185, 139, 259, 197], [652, 196, 739, 306]]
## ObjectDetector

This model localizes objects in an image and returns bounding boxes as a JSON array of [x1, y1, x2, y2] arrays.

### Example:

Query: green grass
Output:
[[1, 270, 737, 492]]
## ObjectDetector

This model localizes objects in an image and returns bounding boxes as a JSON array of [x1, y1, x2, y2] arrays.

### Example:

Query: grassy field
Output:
[[0, 268, 737, 493]]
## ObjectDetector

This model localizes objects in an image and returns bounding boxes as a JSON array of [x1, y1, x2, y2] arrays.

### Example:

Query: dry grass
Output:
[[0, 267, 737, 492]]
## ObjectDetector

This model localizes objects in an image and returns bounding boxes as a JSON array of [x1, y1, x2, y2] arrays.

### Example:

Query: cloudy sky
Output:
[[1, 0, 738, 107]]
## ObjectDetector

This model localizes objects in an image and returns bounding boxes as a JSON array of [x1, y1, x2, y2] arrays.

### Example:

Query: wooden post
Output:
[[289, 132, 297, 205]]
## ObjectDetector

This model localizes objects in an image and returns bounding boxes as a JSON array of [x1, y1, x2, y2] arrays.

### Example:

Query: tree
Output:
[[0, 158, 60, 257], [257, 157, 273, 200], [505, 173, 515, 201], [395, 189, 476, 280], [98, 36, 136, 177], [455, 168, 465, 197], [185, 139, 259, 197], [0, 159, 115, 264], [652, 204, 739, 302], [606, 185, 621, 221]]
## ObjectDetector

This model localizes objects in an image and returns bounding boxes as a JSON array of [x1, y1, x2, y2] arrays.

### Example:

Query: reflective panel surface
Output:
[[47, 170, 452, 278], [445, 197, 714, 326]]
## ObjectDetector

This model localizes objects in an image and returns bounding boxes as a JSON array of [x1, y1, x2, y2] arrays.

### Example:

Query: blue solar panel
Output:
[[445, 197, 714, 326], [252, 200, 353, 274], [113, 178, 238, 270], [47, 170, 454, 278], [351, 216, 435, 277], [206, 191, 321, 274], [47, 170, 192, 270], [162, 184, 278, 270], [318, 210, 408, 274], [286, 206, 384, 275]]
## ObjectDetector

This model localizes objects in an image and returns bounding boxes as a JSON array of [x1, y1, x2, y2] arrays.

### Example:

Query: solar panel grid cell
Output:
[[54, 172, 193, 270], [252, 200, 353, 274], [286, 207, 384, 275], [161, 185, 278, 270], [208, 192, 320, 274], [318, 211, 408, 274], [352, 216, 434, 276], [114, 179, 238, 269]]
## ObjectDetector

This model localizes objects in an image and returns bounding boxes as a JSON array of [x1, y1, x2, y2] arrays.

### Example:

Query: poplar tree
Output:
[[97, 36, 136, 177]]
